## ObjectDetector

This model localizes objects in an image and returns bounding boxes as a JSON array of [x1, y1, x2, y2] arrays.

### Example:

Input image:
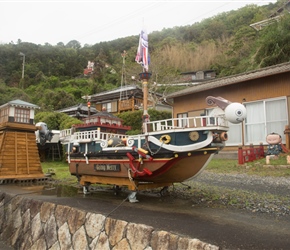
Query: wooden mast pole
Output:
[[140, 71, 151, 133]]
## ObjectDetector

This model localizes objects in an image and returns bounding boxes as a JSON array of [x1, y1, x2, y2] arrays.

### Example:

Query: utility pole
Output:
[[19, 52, 25, 79]]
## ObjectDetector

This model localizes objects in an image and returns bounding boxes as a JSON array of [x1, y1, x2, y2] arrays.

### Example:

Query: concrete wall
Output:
[[0, 192, 218, 250]]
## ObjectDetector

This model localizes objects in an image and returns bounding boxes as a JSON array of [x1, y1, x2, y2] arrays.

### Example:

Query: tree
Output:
[[254, 14, 290, 67], [35, 111, 82, 130]]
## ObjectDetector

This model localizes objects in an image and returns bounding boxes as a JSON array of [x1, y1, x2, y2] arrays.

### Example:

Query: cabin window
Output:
[[0, 107, 9, 123], [177, 113, 188, 127], [244, 97, 288, 145], [14, 108, 30, 123]]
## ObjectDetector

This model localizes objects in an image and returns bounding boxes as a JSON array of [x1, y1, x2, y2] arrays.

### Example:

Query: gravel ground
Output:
[[167, 170, 290, 217]]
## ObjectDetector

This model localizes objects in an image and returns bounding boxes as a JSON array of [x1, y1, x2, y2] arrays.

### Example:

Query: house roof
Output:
[[91, 85, 141, 97], [0, 99, 39, 109], [89, 85, 143, 103], [89, 84, 163, 103], [56, 103, 98, 113], [167, 62, 290, 98]]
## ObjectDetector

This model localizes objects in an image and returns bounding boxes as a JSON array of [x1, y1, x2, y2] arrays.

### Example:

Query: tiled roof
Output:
[[56, 103, 98, 113], [0, 99, 39, 109], [167, 62, 290, 98], [90, 84, 141, 97]]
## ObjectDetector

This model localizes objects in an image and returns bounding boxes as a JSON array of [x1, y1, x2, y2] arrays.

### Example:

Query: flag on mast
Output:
[[135, 27, 150, 71]]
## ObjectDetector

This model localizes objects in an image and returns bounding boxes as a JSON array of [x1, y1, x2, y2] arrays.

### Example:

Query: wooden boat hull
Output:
[[68, 148, 216, 190]]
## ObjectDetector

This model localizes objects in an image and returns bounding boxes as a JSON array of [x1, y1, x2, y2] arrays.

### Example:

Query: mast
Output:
[[140, 71, 151, 132], [135, 27, 151, 133], [120, 50, 127, 101]]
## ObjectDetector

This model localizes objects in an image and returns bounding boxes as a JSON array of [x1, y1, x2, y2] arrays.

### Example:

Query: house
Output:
[[179, 70, 216, 82], [89, 84, 171, 114], [166, 62, 290, 150], [57, 103, 98, 119]]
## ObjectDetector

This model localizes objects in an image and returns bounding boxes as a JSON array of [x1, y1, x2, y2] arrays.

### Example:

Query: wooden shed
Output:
[[0, 100, 44, 180]]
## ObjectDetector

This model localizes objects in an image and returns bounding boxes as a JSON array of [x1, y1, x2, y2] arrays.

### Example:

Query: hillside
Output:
[[0, 0, 289, 111]]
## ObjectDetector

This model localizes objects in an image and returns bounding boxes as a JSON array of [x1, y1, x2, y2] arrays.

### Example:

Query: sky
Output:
[[0, 0, 277, 46]]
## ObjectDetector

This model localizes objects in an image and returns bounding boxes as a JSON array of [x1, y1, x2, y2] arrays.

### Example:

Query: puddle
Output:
[[42, 185, 79, 197]]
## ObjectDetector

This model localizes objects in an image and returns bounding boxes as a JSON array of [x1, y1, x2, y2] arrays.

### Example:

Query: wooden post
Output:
[[238, 145, 244, 164], [284, 125, 290, 150]]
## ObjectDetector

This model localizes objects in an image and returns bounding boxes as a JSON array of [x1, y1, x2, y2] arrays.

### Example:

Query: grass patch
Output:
[[206, 155, 290, 177], [41, 161, 73, 180]]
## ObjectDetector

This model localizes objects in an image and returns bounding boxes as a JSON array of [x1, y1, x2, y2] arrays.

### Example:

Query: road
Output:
[[0, 183, 289, 250]]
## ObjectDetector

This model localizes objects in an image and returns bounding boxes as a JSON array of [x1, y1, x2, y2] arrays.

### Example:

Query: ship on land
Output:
[[59, 29, 246, 202]]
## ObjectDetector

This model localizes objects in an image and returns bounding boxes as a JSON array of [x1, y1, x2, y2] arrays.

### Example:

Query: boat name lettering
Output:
[[94, 164, 121, 172]]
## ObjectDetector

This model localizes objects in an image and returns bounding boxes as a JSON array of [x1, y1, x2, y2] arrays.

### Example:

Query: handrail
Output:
[[59, 128, 128, 142], [145, 115, 227, 132]]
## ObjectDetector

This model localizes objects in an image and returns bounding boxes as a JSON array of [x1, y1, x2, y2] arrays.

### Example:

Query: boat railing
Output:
[[146, 115, 227, 133], [59, 114, 227, 142], [59, 128, 128, 143]]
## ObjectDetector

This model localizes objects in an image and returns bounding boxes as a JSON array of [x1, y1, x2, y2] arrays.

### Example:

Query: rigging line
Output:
[[74, 2, 164, 41], [182, 2, 230, 26], [86, 193, 129, 246], [183, 0, 274, 26]]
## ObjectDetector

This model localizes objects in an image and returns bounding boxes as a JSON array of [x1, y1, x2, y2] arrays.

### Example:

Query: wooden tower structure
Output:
[[0, 100, 44, 180]]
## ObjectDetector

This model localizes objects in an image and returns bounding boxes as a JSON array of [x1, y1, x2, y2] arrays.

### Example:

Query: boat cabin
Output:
[[73, 109, 131, 134]]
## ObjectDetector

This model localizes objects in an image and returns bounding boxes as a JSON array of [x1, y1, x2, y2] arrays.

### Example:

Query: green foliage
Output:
[[35, 111, 82, 130], [117, 109, 172, 134], [254, 14, 290, 67], [0, 82, 31, 105], [117, 110, 143, 131]]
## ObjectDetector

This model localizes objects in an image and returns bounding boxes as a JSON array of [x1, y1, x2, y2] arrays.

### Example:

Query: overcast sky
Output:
[[0, 0, 276, 46]]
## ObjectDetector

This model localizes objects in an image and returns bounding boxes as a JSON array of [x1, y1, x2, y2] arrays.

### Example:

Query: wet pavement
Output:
[[0, 183, 290, 249]]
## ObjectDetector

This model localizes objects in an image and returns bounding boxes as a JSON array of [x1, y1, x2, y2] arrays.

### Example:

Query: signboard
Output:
[[94, 164, 121, 172]]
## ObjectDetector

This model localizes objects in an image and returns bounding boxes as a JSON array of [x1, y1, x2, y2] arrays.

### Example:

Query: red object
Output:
[[87, 102, 91, 108], [238, 144, 265, 165], [126, 152, 152, 177]]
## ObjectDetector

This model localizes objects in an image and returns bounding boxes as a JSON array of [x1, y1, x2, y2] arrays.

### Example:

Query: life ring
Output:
[[189, 131, 199, 141], [220, 132, 228, 141], [160, 134, 171, 144]]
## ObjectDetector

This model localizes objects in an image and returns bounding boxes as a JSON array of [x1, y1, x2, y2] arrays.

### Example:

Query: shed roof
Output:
[[0, 99, 39, 109], [167, 62, 290, 98]]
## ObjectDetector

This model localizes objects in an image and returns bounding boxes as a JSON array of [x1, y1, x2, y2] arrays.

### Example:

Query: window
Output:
[[102, 103, 112, 112], [244, 97, 288, 145], [177, 113, 188, 127], [102, 101, 117, 113], [15, 108, 30, 123]]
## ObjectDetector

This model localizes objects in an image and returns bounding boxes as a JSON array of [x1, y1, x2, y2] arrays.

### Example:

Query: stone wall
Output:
[[0, 192, 219, 250]]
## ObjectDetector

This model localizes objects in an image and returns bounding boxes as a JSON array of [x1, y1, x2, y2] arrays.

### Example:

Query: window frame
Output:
[[14, 107, 30, 123]]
